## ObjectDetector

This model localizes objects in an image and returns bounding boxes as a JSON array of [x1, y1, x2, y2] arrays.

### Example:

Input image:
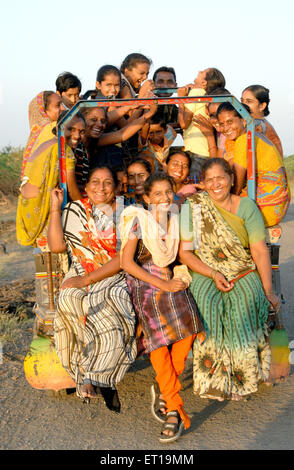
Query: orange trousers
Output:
[[149, 334, 196, 429]]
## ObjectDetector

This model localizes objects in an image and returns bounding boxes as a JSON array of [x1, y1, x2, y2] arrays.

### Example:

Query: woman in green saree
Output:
[[179, 158, 278, 401]]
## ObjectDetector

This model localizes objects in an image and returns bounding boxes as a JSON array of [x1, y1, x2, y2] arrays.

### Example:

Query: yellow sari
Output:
[[16, 126, 75, 250]]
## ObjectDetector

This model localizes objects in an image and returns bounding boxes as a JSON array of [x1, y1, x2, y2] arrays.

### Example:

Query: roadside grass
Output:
[[0, 146, 23, 196], [0, 305, 33, 347]]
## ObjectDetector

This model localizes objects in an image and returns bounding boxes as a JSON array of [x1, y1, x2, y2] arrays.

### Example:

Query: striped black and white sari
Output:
[[54, 198, 137, 399]]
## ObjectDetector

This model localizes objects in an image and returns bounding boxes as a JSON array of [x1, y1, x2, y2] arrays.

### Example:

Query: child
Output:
[[178, 68, 226, 178], [55, 71, 82, 109], [120, 172, 205, 443], [120, 53, 153, 98], [139, 109, 177, 172]]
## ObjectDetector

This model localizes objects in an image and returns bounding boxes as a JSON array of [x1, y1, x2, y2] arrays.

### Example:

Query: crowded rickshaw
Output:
[[17, 58, 291, 443]]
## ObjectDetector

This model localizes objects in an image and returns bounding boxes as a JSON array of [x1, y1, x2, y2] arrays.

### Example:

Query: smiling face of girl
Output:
[[143, 179, 174, 212], [124, 62, 150, 91], [84, 108, 107, 139], [64, 117, 85, 148], [241, 89, 266, 119], [167, 153, 190, 185], [45, 93, 65, 121], [96, 72, 121, 98], [217, 110, 246, 141], [127, 162, 151, 196]]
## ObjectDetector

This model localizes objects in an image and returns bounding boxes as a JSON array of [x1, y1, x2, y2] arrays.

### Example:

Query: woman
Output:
[[81, 104, 157, 170], [16, 109, 81, 251], [179, 158, 278, 401], [47, 165, 137, 410], [124, 158, 152, 205], [216, 102, 290, 228], [241, 85, 283, 157], [166, 150, 197, 200], [21, 91, 65, 179], [120, 172, 205, 442]]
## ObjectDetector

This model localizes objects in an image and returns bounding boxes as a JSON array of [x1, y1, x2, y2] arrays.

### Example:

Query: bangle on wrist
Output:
[[210, 269, 217, 281], [51, 209, 61, 213], [265, 291, 274, 296]]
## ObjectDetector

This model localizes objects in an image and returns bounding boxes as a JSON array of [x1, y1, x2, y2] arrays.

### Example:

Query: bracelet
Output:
[[265, 291, 275, 296], [51, 209, 61, 214], [210, 269, 218, 281]]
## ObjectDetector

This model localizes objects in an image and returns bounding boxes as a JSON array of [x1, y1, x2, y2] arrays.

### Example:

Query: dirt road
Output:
[[0, 201, 293, 451]]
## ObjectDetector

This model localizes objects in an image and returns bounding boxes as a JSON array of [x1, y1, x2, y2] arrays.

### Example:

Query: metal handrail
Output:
[[58, 95, 255, 207]]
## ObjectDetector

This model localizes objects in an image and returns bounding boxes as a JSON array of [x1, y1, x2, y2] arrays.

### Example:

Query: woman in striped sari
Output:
[[48, 165, 137, 411], [179, 158, 279, 401]]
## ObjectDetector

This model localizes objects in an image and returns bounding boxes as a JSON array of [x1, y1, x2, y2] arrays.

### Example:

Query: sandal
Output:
[[100, 386, 121, 414], [159, 411, 184, 443], [150, 384, 167, 423]]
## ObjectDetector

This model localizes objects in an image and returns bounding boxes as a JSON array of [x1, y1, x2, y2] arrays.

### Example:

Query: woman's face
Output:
[[85, 108, 107, 139], [148, 123, 166, 146], [85, 168, 116, 205], [144, 180, 174, 211], [203, 164, 233, 203], [167, 153, 190, 184], [64, 117, 85, 148], [96, 73, 121, 98], [207, 103, 221, 130], [125, 62, 150, 91], [241, 89, 266, 118], [217, 110, 246, 141], [127, 163, 150, 195], [46, 93, 65, 121]]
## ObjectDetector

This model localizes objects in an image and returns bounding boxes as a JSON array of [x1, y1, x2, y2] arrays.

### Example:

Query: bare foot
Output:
[[81, 384, 97, 398]]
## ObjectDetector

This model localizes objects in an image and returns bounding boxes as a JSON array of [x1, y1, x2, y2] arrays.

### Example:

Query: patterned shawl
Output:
[[62, 198, 117, 275], [119, 205, 179, 267], [21, 92, 51, 179], [187, 192, 256, 281]]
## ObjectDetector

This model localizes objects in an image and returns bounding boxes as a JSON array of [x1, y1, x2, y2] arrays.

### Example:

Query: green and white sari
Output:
[[180, 192, 271, 398]]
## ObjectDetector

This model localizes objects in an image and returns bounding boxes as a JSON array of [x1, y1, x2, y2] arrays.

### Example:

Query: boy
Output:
[[139, 109, 177, 172], [56, 72, 82, 109]]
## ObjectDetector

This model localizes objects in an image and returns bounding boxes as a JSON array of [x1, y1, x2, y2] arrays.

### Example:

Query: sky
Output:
[[1, 0, 294, 155]]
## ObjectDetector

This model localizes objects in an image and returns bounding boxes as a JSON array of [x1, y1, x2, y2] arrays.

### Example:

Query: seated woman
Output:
[[179, 158, 279, 401], [47, 165, 137, 410], [216, 102, 290, 228], [241, 84, 283, 157], [124, 158, 152, 205], [120, 172, 205, 443], [166, 150, 197, 201], [16, 99, 81, 251]]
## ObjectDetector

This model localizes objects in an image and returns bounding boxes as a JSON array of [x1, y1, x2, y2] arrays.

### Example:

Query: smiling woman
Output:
[[216, 102, 291, 227], [47, 165, 137, 409], [179, 157, 278, 401]]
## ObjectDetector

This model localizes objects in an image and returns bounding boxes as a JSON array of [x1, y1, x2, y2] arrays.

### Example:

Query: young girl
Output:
[[120, 53, 153, 98], [120, 172, 205, 443], [178, 68, 226, 178], [124, 158, 152, 205], [241, 84, 283, 157]]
